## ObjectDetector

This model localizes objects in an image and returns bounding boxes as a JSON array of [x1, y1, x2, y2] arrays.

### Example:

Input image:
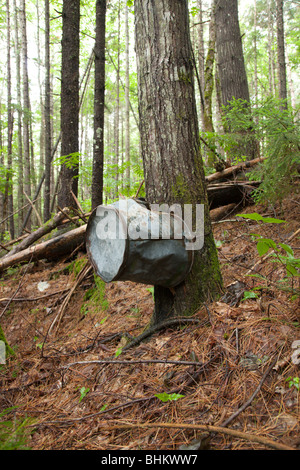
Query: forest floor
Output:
[[0, 188, 299, 451]]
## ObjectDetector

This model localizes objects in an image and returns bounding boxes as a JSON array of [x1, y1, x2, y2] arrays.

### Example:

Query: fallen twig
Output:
[[61, 358, 205, 369], [220, 356, 278, 428], [100, 420, 295, 451], [122, 317, 209, 352], [46, 262, 92, 336]]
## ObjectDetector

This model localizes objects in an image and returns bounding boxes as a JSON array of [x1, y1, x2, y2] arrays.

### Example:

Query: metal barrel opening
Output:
[[86, 199, 194, 288]]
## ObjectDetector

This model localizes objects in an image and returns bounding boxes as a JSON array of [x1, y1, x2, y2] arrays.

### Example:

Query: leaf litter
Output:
[[0, 191, 299, 450]]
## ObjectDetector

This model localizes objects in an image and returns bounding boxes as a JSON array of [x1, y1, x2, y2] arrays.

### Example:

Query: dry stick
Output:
[[0, 255, 33, 319], [102, 421, 295, 451], [220, 358, 278, 428], [71, 190, 86, 218], [32, 358, 214, 425], [135, 180, 145, 198], [62, 358, 205, 369], [23, 190, 43, 226], [0, 288, 70, 304], [57, 205, 81, 228], [4, 208, 69, 258], [0, 243, 10, 252], [47, 263, 92, 336]]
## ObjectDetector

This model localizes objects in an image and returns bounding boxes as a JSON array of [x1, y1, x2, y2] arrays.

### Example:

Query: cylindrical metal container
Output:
[[86, 199, 193, 288]]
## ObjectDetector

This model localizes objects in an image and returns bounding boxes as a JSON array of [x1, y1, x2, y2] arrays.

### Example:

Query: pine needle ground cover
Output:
[[0, 190, 299, 450]]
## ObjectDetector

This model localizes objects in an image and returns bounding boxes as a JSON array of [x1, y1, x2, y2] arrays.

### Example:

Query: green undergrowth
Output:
[[81, 274, 109, 317], [0, 407, 34, 450]]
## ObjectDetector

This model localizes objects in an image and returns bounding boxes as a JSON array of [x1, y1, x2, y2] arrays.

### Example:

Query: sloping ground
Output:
[[0, 190, 299, 450]]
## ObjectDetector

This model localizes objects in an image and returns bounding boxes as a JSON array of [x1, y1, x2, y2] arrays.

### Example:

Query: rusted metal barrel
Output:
[[86, 199, 194, 288]]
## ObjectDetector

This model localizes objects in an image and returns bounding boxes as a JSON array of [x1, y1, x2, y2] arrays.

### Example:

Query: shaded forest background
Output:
[[0, 0, 300, 451], [0, 0, 299, 240]]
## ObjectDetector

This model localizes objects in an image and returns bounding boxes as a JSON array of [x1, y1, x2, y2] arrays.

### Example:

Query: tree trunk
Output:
[[58, 0, 80, 209], [203, 0, 218, 168], [215, 0, 256, 161], [135, 0, 223, 324], [197, 0, 205, 127], [92, 0, 106, 210], [13, 0, 23, 234], [6, 0, 15, 240], [44, 0, 52, 221], [276, 0, 288, 108], [20, 0, 31, 231], [203, 1, 216, 134], [125, 0, 131, 193], [113, 2, 121, 198], [0, 104, 4, 237], [215, 0, 250, 107]]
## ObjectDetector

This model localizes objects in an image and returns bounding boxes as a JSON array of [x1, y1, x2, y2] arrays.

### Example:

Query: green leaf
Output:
[[285, 264, 300, 277], [256, 238, 277, 256], [261, 217, 286, 224], [242, 290, 259, 301], [278, 243, 294, 256], [115, 347, 123, 358], [237, 213, 286, 224], [155, 392, 184, 402], [79, 387, 90, 402], [237, 213, 264, 221]]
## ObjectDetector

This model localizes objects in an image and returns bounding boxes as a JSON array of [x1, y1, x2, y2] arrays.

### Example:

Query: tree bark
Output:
[[20, 0, 31, 230], [58, 0, 80, 209], [44, 0, 52, 221], [197, 0, 205, 127], [276, 0, 288, 108], [113, 2, 121, 198], [13, 0, 23, 234], [125, 0, 131, 193], [215, 0, 256, 161], [92, 0, 106, 210], [6, 0, 14, 240], [135, 0, 223, 324]]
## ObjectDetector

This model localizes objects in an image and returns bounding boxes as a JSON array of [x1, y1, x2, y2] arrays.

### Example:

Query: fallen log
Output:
[[207, 181, 260, 209], [0, 224, 86, 273], [210, 203, 237, 221], [205, 157, 265, 183], [4, 208, 70, 258]]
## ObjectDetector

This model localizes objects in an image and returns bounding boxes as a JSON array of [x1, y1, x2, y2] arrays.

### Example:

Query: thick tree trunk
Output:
[[215, 0, 256, 161], [92, 0, 106, 210], [58, 0, 80, 209], [135, 0, 222, 324], [215, 0, 250, 107]]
